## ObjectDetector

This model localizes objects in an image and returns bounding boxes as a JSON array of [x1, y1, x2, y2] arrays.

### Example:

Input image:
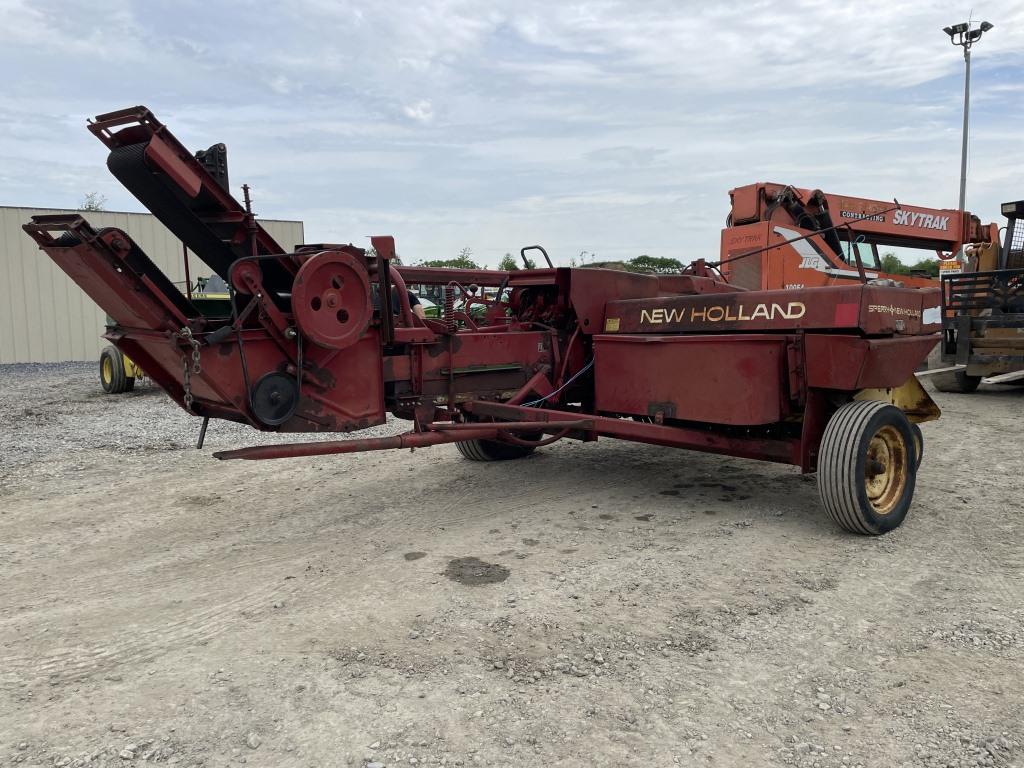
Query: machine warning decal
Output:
[[938, 259, 962, 276], [604, 317, 620, 332]]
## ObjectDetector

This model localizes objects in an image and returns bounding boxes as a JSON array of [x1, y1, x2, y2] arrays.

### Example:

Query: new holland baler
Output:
[[25, 106, 943, 535]]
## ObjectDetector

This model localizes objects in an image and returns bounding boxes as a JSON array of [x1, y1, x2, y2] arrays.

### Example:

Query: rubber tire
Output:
[[455, 439, 536, 461], [818, 400, 917, 536], [932, 370, 981, 394], [910, 422, 923, 470], [100, 345, 130, 394]]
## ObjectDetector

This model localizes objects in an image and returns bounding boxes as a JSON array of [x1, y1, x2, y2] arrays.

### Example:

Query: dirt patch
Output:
[[403, 551, 427, 561], [443, 556, 510, 586]]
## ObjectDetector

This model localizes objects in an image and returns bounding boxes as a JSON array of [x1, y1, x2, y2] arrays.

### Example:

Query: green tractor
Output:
[[99, 275, 231, 394]]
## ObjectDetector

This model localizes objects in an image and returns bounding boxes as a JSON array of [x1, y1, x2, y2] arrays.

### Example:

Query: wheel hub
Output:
[[864, 425, 908, 516]]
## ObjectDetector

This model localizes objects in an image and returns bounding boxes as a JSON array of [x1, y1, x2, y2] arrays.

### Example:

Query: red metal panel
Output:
[[570, 269, 743, 335], [857, 286, 939, 335], [570, 270, 656, 334], [144, 135, 202, 198], [729, 185, 762, 224], [416, 330, 551, 398], [804, 334, 940, 390], [833, 302, 860, 326], [594, 334, 788, 425]]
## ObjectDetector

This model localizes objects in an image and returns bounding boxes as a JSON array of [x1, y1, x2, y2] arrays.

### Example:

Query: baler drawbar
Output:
[[25, 106, 943, 535]]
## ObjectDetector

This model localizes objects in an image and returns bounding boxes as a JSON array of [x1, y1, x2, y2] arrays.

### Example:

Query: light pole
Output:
[[943, 20, 994, 213]]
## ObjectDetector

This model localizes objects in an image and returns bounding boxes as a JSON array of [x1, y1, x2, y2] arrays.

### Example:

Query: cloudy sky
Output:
[[2, 0, 1022, 266]]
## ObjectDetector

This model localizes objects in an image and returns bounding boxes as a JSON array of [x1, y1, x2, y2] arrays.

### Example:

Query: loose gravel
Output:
[[1, 363, 1021, 768]]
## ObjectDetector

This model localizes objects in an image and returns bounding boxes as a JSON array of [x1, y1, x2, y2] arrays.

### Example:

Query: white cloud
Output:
[[403, 100, 435, 123], [1, 0, 1022, 265], [267, 75, 293, 95]]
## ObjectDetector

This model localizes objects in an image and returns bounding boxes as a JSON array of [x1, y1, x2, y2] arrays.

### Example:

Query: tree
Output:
[[880, 253, 906, 275], [419, 247, 480, 270], [79, 192, 107, 211], [419, 256, 480, 269], [906, 258, 939, 277], [498, 253, 519, 271], [498, 252, 536, 270], [623, 255, 684, 274], [879, 253, 939, 277]]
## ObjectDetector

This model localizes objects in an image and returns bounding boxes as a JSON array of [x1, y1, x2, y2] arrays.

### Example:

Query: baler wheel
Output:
[[818, 400, 916, 535], [455, 439, 536, 461], [910, 423, 923, 469], [99, 345, 134, 394]]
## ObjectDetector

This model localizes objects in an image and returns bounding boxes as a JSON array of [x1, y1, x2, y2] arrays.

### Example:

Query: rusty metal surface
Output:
[[854, 376, 941, 424]]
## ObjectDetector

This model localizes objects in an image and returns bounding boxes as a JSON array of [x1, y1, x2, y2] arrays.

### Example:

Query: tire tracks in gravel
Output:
[[0, 585, 289, 691]]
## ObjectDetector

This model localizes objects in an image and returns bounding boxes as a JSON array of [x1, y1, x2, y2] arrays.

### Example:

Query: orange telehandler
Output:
[[717, 183, 996, 291]]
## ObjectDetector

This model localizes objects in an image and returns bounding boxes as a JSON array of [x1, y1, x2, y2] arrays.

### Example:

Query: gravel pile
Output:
[[0, 361, 404, 491]]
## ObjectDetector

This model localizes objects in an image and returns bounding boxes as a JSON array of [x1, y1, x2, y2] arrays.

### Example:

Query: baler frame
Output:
[[24, 105, 947, 536]]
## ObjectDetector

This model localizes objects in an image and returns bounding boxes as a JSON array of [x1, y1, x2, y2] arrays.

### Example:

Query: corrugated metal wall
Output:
[[1, 207, 304, 363]]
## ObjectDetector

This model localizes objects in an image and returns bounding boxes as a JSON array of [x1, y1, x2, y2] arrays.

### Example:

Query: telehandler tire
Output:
[[100, 345, 135, 394], [818, 400, 916, 535], [931, 370, 981, 393], [456, 439, 535, 461]]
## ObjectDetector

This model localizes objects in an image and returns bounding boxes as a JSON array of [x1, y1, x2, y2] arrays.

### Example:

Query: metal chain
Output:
[[181, 355, 193, 411], [173, 327, 202, 412]]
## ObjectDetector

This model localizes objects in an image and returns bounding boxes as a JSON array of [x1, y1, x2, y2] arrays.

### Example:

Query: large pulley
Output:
[[292, 251, 372, 349]]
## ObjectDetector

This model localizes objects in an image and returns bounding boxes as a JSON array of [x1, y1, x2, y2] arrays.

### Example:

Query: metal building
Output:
[[1, 206, 303, 363]]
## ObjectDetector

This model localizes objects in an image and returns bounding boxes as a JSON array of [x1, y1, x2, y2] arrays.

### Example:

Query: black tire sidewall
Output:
[[100, 347, 126, 394], [456, 438, 535, 461], [955, 372, 982, 392], [479, 439, 535, 460], [910, 422, 923, 469]]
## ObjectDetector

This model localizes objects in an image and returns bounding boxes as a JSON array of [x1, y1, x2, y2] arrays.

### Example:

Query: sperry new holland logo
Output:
[[893, 210, 950, 231], [640, 302, 806, 325]]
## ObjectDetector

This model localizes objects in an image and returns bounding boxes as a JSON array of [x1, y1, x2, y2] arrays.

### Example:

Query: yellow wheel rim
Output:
[[102, 356, 113, 385], [864, 425, 909, 515]]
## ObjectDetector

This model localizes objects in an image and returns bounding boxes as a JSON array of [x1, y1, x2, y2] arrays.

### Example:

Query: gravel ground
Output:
[[1, 363, 1022, 768]]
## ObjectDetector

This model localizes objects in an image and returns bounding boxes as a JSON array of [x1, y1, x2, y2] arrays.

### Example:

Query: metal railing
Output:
[[941, 268, 1024, 313]]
